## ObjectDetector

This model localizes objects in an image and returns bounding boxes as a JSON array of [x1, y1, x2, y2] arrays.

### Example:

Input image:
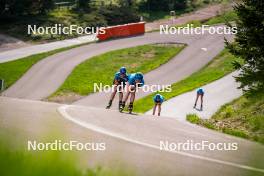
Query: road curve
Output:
[[1, 97, 264, 176], [58, 104, 264, 175], [75, 31, 233, 107], [3, 27, 233, 103], [0, 34, 97, 63], [146, 71, 243, 121]]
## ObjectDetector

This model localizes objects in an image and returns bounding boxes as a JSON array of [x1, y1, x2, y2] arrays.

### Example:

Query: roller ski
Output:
[[128, 103, 133, 114], [119, 101, 125, 112], [106, 100, 112, 109], [118, 101, 122, 109]]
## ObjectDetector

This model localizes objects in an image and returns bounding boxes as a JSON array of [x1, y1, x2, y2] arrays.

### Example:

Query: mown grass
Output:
[[0, 43, 90, 91], [187, 91, 264, 144], [0, 137, 133, 176], [51, 44, 184, 99], [133, 49, 242, 113]]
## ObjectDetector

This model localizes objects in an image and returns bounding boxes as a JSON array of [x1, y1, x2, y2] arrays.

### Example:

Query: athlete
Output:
[[152, 94, 164, 116], [106, 67, 128, 109], [193, 88, 204, 110], [119, 72, 145, 113]]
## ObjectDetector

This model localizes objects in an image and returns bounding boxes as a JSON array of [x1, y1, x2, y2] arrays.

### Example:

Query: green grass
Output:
[[172, 10, 237, 29], [204, 11, 237, 25], [133, 49, 243, 113], [51, 44, 185, 98], [0, 43, 91, 91], [0, 137, 132, 176], [186, 114, 201, 124], [187, 91, 264, 144]]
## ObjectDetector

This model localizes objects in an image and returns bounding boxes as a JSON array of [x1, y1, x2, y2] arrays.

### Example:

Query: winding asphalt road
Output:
[[3, 26, 233, 107], [75, 31, 232, 108], [0, 34, 97, 63], [1, 97, 264, 176]]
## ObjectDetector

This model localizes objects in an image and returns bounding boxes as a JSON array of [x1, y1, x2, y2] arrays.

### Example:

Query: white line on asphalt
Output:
[[58, 105, 264, 174]]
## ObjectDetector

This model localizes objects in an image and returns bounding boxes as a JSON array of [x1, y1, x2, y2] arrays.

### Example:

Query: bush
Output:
[[99, 5, 140, 25]]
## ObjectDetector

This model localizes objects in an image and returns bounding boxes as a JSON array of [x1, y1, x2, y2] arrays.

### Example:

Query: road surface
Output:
[[146, 71, 243, 121], [0, 97, 263, 176], [0, 34, 97, 63]]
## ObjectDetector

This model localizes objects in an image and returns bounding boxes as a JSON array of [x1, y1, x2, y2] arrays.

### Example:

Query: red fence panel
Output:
[[97, 22, 145, 41]]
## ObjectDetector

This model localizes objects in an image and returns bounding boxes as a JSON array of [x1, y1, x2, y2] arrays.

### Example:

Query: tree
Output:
[[141, 0, 188, 11], [226, 0, 264, 92], [0, 0, 54, 17], [39, 0, 54, 14], [78, 0, 90, 11]]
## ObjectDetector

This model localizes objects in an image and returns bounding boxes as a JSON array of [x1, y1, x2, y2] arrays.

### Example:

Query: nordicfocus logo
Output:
[[93, 83, 172, 93], [27, 24, 106, 35], [160, 24, 238, 35], [160, 140, 238, 151], [27, 140, 106, 151]]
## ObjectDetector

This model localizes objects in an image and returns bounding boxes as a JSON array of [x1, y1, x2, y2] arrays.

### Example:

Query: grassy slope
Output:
[[0, 8, 105, 42], [141, 0, 228, 22], [187, 91, 264, 144], [133, 49, 242, 113], [0, 43, 90, 90], [51, 44, 185, 97]]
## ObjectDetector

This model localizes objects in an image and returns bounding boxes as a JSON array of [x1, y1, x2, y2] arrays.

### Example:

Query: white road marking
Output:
[[201, 47, 207, 51], [58, 105, 264, 174]]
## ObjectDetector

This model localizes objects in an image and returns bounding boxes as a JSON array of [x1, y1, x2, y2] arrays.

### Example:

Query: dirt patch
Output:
[[153, 42, 185, 47], [141, 50, 155, 58], [45, 92, 84, 104], [0, 33, 30, 52], [141, 43, 185, 58]]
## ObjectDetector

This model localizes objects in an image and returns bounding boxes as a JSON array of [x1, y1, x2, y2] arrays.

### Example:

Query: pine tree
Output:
[[226, 0, 264, 92]]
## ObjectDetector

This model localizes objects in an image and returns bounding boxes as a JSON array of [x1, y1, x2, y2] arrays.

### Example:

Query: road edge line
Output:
[[58, 105, 264, 174]]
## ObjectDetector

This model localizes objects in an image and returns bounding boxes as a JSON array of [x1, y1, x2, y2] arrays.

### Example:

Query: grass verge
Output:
[[0, 135, 132, 176], [133, 49, 242, 113], [186, 91, 264, 144], [50, 44, 185, 102], [0, 42, 90, 91], [174, 10, 238, 28]]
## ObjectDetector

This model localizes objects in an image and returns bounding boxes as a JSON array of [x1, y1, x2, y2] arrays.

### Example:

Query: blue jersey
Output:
[[153, 94, 164, 103], [114, 72, 128, 84], [197, 88, 204, 94], [128, 73, 144, 87]]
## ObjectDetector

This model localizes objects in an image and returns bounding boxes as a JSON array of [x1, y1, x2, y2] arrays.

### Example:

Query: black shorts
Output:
[[113, 79, 126, 87], [154, 100, 162, 104]]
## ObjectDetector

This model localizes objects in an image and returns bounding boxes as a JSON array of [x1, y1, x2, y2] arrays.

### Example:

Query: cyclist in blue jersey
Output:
[[194, 88, 204, 110], [106, 67, 128, 109], [152, 94, 164, 116], [119, 72, 145, 113]]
